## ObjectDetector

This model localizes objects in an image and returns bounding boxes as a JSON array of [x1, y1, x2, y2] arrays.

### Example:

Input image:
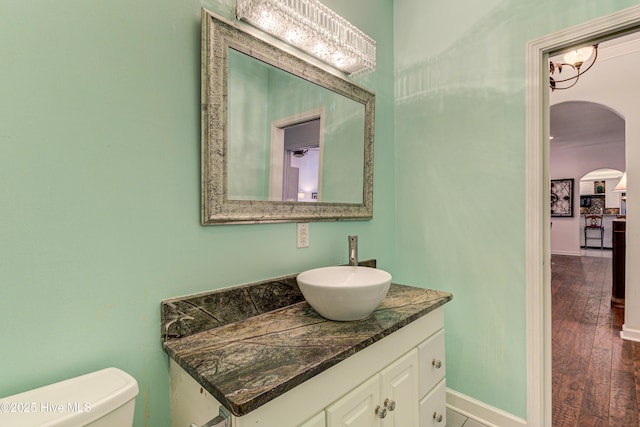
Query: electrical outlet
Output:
[[297, 223, 309, 248]]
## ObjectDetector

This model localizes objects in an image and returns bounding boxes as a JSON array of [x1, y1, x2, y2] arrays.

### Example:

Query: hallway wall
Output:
[[550, 140, 625, 255]]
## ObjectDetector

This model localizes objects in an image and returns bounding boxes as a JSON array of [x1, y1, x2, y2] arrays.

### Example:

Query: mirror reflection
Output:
[[227, 48, 365, 204], [281, 119, 320, 202]]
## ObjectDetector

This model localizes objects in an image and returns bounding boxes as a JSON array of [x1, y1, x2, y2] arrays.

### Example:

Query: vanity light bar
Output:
[[236, 0, 376, 75]]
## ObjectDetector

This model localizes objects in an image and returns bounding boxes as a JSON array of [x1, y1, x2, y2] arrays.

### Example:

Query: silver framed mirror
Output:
[[201, 10, 375, 225]]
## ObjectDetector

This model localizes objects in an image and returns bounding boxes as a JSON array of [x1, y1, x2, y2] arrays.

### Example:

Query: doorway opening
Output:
[[282, 119, 321, 202], [268, 109, 325, 202], [526, 6, 640, 425]]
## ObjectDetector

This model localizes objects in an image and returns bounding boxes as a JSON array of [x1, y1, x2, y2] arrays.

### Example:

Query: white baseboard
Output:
[[550, 250, 581, 256], [447, 388, 527, 427], [621, 324, 640, 342]]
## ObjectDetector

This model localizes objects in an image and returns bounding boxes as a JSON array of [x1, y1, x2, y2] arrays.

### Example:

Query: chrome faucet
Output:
[[348, 235, 358, 266]]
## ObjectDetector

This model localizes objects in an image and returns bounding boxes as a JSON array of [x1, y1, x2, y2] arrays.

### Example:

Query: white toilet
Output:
[[0, 367, 138, 427]]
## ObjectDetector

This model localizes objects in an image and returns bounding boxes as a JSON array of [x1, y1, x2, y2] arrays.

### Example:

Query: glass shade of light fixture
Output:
[[563, 46, 595, 68], [236, 0, 376, 75], [549, 44, 598, 91], [613, 172, 627, 192]]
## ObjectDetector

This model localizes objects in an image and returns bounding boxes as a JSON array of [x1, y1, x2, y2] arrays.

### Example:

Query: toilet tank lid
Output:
[[0, 367, 139, 427]]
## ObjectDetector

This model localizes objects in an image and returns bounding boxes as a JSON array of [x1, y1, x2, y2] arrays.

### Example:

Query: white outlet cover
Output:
[[297, 223, 309, 248]]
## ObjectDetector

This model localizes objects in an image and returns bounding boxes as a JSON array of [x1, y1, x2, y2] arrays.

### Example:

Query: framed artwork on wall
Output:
[[551, 178, 574, 217], [594, 180, 605, 194]]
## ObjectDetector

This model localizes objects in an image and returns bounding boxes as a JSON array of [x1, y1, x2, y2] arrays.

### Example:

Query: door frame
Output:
[[525, 5, 640, 425]]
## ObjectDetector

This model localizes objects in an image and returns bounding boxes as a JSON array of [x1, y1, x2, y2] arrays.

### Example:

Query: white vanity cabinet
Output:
[[170, 306, 446, 427]]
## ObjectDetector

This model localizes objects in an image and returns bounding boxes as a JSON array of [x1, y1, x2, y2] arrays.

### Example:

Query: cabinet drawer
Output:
[[419, 379, 446, 427], [417, 329, 445, 397]]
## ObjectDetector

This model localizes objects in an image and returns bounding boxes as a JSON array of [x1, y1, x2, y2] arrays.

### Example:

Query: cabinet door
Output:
[[380, 349, 419, 427], [326, 375, 381, 427], [300, 411, 326, 427], [417, 330, 445, 398]]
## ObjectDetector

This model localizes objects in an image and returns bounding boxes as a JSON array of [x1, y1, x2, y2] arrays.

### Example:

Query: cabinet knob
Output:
[[433, 412, 444, 423], [384, 398, 396, 411], [375, 405, 387, 418], [432, 359, 442, 369]]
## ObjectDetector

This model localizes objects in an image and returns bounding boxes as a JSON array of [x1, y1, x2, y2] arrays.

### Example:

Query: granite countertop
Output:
[[161, 264, 452, 417]]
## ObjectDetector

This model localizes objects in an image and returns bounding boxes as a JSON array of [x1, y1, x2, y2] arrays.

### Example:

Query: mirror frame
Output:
[[201, 10, 376, 225]]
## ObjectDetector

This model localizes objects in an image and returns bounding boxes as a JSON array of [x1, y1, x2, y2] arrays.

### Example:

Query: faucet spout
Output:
[[348, 235, 358, 266]]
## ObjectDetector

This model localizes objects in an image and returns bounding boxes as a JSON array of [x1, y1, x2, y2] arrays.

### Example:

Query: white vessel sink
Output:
[[296, 266, 392, 321]]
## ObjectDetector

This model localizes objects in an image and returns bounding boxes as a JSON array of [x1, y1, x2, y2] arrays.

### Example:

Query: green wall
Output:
[[0, 1, 394, 426], [393, 0, 640, 418]]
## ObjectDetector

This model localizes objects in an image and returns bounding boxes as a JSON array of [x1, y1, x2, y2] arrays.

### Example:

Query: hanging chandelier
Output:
[[549, 44, 599, 91], [236, 0, 376, 75]]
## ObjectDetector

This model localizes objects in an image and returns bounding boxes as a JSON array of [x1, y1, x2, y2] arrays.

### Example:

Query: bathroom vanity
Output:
[[162, 263, 452, 427]]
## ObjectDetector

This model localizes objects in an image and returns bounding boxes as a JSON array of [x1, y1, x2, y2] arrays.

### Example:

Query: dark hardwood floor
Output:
[[552, 254, 640, 426]]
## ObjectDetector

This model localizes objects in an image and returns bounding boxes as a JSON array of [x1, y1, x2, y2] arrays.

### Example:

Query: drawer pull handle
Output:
[[384, 398, 396, 411], [433, 411, 443, 423], [432, 359, 442, 369], [375, 405, 387, 418]]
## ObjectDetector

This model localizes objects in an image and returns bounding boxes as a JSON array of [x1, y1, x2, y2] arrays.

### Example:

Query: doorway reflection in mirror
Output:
[[283, 119, 320, 202]]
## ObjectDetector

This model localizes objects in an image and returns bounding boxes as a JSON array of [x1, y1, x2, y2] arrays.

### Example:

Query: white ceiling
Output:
[[549, 31, 640, 149]]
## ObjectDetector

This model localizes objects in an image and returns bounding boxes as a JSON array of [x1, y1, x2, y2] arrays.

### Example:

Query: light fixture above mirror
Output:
[[236, 0, 376, 75]]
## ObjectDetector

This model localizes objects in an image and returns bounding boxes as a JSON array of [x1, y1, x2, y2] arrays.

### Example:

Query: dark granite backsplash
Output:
[[161, 259, 376, 341]]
